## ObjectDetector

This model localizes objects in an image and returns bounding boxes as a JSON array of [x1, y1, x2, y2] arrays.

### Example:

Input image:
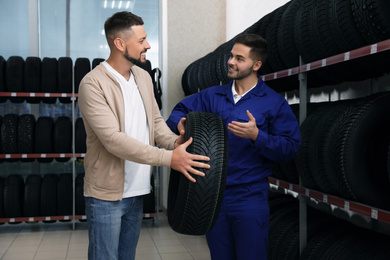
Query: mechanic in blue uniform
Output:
[[166, 34, 301, 260]]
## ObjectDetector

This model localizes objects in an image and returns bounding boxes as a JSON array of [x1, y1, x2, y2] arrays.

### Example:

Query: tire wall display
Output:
[[0, 56, 162, 223], [168, 111, 229, 235], [181, 0, 390, 95]]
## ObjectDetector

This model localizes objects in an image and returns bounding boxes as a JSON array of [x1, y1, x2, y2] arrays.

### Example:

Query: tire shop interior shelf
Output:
[[268, 176, 390, 225], [0, 153, 85, 159], [263, 37, 390, 250], [0, 56, 160, 228], [261, 39, 390, 82], [0, 92, 77, 98]]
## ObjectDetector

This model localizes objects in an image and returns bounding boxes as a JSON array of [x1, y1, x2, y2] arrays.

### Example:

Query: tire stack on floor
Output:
[[181, 0, 390, 95]]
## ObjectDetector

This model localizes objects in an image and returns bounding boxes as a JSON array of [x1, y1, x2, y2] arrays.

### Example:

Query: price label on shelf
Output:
[[344, 201, 350, 210], [370, 44, 378, 54], [323, 194, 328, 203], [344, 52, 350, 61], [371, 209, 378, 220]]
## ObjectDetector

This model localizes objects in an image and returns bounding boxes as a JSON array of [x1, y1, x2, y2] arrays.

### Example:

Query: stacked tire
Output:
[[268, 192, 390, 259], [0, 173, 85, 221], [0, 115, 86, 163], [271, 92, 390, 210], [181, 0, 390, 95]]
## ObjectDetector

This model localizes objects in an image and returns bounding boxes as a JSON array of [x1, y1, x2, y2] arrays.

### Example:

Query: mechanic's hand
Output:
[[171, 137, 210, 183], [178, 117, 186, 133], [228, 110, 259, 141], [174, 117, 187, 148]]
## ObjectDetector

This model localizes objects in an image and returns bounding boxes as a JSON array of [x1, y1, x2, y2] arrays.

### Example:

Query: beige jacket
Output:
[[78, 63, 177, 201]]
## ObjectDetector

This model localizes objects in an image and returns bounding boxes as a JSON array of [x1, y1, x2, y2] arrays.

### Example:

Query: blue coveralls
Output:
[[166, 76, 301, 260]]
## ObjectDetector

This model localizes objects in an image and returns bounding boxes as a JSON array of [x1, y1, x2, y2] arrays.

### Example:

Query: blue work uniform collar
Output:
[[216, 75, 267, 102]]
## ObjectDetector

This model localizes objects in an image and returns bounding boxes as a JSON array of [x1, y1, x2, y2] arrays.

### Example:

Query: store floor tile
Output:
[[0, 214, 211, 260]]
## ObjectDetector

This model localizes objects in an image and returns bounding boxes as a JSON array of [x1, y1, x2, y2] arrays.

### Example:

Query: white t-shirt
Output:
[[103, 61, 151, 198], [232, 81, 256, 103]]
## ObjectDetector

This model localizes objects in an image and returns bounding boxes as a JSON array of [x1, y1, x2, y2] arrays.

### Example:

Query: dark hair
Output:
[[104, 11, 144, 44], [233, 34, 268, 63]]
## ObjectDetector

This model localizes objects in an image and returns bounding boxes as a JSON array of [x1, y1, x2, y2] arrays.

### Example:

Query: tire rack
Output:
[[261, 39, 390, 253], [0, 92, 158, 228]]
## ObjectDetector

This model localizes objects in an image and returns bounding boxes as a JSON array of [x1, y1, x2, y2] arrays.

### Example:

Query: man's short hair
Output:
[[233, 34, 268, 63], [104, 11, 144, 45]]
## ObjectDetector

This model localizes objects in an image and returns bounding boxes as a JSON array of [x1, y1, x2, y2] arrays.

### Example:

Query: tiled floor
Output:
[[0, 214, 211, 260]]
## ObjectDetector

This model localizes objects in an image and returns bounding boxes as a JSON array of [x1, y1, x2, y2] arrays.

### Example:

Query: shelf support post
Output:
[[298, 56, 308, 254]]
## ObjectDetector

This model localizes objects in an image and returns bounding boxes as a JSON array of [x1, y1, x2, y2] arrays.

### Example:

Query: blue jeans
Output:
[[85, 196, 143, 260]]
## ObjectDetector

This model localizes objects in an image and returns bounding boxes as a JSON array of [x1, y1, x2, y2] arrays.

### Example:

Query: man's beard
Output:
[[227, 64, 253, 80], [124, 48, 145, 65]]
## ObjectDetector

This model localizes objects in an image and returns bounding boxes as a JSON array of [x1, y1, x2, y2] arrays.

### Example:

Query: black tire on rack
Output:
[[305, 0, 335, 62], [351, 0, 390, 45], [74, 58, 91, 93], [6, 56, 24, 103], [388, 143, 390, 186], [75, 117, 86, 154], [1, 114, 19, 161], [34, 117, 54, 163], [58, 57, 73, 103], [41, 57, 58, 104], [271, 163, 287, 181], [17, 114, 36, 162], [191, 60, 201, 94], [53, 116, 72, 162], [277, 0, 303, 69], [328, 0, 366, 54], [0, 176, 5, 220], [206, 54, 219, 89], [4, 174, 24, 218], [92, 58, 104, 69], [257, 13, 274, 76], [40, 173, 58, 219], [57, 173, 73, 217], [308, 100, 360, 196], [268, 204, 299, 260], [0, 116, 3, 163], [75, 173, 85, 216], [23, 174, 42, 218], [24, 57, 41, 104], [295, 0, 341, 88], [300, 221, 352, 260], [168, 111, 229, 235], [329, 93, 390, 209], [181, 64, 193, 96], [295, 103, 333, 190], [216, 41, 234, 85], [265, 2, 289, 73], [0, 56, 7, 102]]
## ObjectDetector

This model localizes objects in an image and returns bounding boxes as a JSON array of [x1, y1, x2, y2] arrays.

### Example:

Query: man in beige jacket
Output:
[[78, 11, 210, 260]]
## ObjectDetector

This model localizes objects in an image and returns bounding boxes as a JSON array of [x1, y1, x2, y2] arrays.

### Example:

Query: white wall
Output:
[[225, 0, 290, 41]]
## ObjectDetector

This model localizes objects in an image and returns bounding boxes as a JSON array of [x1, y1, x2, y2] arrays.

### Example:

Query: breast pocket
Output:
[[237, 110, 269, 132]]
